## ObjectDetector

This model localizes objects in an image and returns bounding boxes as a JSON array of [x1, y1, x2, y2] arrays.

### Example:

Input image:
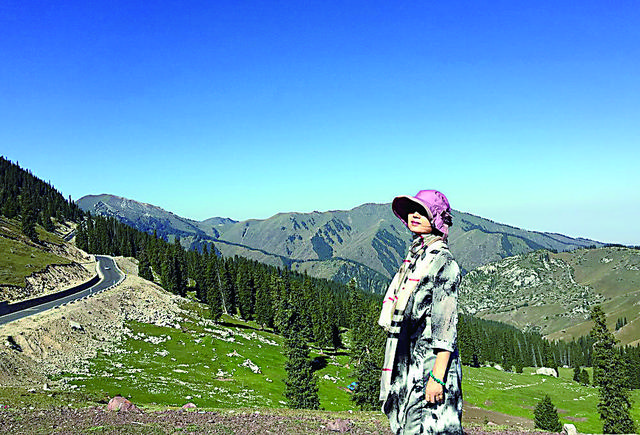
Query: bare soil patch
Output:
[[463, 402, 534, 430]]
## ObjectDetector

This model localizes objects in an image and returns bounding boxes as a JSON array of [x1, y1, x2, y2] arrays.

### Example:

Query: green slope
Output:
[[461, 246, 640, 344], [0, 216, 72, 291]]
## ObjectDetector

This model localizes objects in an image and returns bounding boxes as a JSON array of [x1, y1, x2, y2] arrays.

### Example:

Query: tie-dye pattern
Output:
[[382, 245, 463, 435]]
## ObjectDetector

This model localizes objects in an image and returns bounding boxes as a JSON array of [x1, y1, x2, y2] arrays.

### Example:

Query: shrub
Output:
[[534, 394, 562, 432]]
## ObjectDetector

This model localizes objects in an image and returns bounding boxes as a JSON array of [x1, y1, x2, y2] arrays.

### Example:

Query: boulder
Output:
[[69, 320, 84, 331], [562, 423, 577, 435], [107, 395, 138, 412], [536, 367, 558, 377], [326, 419, 352, 432], [182, 402, 197, 410], [5, 336, 22, 352], [239, 358, 261, 374]]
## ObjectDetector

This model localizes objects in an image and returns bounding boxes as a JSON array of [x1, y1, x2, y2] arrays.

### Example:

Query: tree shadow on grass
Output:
[[216, 321, 260, 331], [311, 356, 328, 372]]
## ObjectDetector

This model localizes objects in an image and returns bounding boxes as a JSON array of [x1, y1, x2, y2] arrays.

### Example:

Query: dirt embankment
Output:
[[0, 257, 189, 389], [1, 242, 96, 303]]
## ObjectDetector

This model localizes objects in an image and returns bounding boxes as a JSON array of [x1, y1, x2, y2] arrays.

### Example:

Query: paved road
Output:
[[0, 256, 124, 326]]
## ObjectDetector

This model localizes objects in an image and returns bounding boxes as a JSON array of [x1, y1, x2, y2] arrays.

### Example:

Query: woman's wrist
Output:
[[428, 370, 446, 387]]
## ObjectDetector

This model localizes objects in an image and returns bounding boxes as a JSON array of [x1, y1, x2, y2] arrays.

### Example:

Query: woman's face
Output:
[[408, 211, 432, 234]]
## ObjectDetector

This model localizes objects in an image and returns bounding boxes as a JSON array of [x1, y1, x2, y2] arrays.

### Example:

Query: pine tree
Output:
[[205, 250, 223, 321], [534, 395, 562, 432], [542, 340, 558, 374], [20, 194, 39, 242], [138, 250, 154, 281], [2, 195, 18, 219], [254, 272, 274, 329], [283, 329, 319, 409], [42, 211, 55, 232], [172, 238, 187, 297], [351, 302, 385, 410], [272, 273, 292, 335], [579, 369, 590, 386], [573, 366, 581, 383], [314, 309, 333, 351], [331, 323, 342, 352], [590, 305, 635, 434], [236, 262, 254, 320], [220, 260, 236, 315], [514, 352, 524, 374]]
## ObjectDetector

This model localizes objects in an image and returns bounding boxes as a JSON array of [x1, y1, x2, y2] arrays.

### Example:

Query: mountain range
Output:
[[77, 194, 603, 293]]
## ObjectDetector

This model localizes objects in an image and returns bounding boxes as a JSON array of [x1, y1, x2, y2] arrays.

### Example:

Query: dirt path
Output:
[[0, 406, 555, 435], [463, 401, 534, 430]]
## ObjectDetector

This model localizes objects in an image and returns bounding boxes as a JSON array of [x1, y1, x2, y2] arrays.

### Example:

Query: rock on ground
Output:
[[107, 395, 139, 412]]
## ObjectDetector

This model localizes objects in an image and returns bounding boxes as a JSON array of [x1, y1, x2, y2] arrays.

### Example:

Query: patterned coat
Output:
[[382, 239, 463, 435]]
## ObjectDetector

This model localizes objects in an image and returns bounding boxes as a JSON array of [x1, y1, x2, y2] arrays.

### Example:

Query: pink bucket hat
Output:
[[392, 190, 453, 239]]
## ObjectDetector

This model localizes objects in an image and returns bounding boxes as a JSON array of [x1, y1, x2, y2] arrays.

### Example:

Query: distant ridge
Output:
[[77, 194, 604, 292]]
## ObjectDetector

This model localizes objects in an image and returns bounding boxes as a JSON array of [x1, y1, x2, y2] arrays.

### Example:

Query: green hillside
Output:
[[57, 310, 357, 412], [461, 246, 640, 344], [548, 247, 640, 345], [0, 216, 72, 290], [1, 156, 85, 295]]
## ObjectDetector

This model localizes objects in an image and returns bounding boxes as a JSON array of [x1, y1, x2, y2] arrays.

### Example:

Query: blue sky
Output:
[[1, 1, 639, 245]]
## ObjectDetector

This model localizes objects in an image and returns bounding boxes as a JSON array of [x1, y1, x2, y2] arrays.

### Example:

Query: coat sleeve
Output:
[[430, 252, 461, 352]]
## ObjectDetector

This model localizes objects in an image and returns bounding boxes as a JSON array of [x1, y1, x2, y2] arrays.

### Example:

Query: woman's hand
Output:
[[426, 350, 450, 404], [425, 377, 444, 404]]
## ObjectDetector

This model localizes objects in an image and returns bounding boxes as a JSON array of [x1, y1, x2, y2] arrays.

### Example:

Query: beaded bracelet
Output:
[[428, 370, 446, 387]]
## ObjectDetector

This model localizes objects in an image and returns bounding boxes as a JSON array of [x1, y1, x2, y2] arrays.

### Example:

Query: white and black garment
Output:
[[379, 234, 462, 435]]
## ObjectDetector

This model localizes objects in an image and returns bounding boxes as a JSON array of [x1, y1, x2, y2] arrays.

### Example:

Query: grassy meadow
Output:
[[36, 299, 638, 434], [464, 365, 640, 433], [56, 305, 356, 412]]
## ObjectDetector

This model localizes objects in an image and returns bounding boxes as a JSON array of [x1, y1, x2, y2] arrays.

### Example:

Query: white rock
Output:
[[562, 423, 577, 435], [239, 358, 261, 374], [536, 367, 558, 377], [69, 320, 83, 331]]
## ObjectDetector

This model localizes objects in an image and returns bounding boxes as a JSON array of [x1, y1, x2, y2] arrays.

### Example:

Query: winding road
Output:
[[0, 255, 124, 326]]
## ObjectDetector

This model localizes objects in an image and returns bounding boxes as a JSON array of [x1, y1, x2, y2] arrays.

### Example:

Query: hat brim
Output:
[[392, 196, 433, 226]]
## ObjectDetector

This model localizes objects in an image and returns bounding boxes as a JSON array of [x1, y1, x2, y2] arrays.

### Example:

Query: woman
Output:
[[378, 190, 462, 435]]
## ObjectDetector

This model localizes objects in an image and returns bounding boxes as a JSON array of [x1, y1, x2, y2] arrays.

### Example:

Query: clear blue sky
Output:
[[1, 1, 639, 245]]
